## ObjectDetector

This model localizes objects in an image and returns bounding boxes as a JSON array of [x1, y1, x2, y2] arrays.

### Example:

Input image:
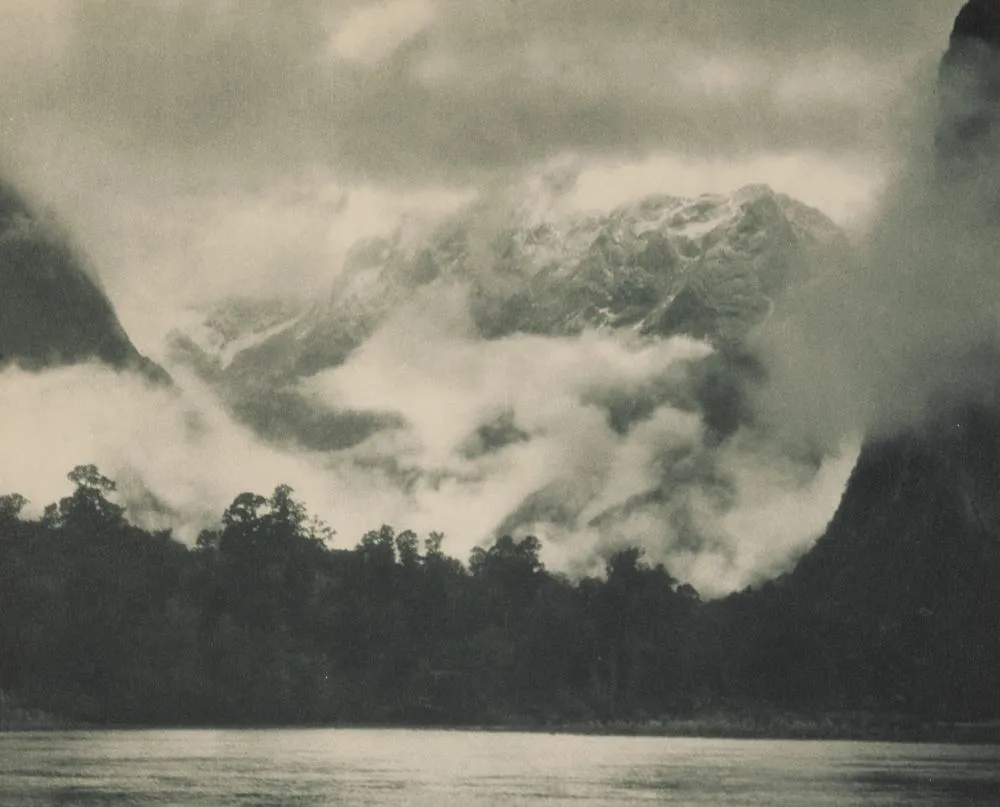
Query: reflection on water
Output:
[[0, 729, 998, 806]]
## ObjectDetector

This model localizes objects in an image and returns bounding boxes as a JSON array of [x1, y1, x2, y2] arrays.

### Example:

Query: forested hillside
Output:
[[2, 465, 997, 733]]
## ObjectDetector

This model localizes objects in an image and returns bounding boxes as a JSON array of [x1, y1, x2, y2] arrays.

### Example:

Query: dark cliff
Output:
[[764, 0, 1000, 718], [0, 181, 167, 382]]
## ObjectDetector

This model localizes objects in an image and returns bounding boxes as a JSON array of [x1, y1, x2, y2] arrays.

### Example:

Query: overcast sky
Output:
[[0, 0, 963, 180], [0, 0, 965, 348]]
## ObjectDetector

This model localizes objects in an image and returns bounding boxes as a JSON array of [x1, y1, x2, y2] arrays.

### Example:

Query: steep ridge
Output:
[[0, 180, 167, 383], [761, 0, 1000, 718], [777, 406, 1000, 715]]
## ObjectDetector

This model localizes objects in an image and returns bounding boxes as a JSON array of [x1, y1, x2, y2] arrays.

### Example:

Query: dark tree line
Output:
[[0, 465, 997, 727]]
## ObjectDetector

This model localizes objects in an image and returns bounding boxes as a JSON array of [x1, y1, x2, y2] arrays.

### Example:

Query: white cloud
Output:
[[300, 287, 854, 592], [1, 131, 472, 357], [0, 0, 72, 76], [309, 287, 711, 468], [0, 364, 345, 539], [563, 151, 885, 227], [328, 0, 437, 65], [706, 436, 860, 592], [675, 55, 763, 97]]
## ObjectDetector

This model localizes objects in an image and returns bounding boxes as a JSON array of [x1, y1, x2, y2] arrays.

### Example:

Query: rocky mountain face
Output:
[[0, 181, 166, 383], [798, 0, 1000, 577], [751, 0, 1000, 718], [773, 404, 1000, 716], [168, 184, 843, 449]]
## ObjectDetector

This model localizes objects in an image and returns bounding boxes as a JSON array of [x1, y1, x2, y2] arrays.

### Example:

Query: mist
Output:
[[753, 34, 1000, 457], [0, 364, 331, 537], [0, 154, 881, 596], [1, 1, 978, 596]]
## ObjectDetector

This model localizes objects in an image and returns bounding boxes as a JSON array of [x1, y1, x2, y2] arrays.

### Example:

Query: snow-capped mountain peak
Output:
[[167, 183, 843, 446]]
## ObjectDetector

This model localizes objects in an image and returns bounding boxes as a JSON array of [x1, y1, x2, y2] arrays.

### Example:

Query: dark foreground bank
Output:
[[2, 468, 998, 732]]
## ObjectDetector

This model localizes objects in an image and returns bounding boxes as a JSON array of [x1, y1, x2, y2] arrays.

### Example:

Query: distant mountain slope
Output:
[[168, 184, 843, 449], [0, 181, 167, 383]]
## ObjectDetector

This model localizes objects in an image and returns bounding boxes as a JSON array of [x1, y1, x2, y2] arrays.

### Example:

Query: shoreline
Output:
[[5, 711, 999, 745]]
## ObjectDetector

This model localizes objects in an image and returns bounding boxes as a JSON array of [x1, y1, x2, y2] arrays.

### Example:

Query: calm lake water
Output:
[[0, 729, 998, 806]]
